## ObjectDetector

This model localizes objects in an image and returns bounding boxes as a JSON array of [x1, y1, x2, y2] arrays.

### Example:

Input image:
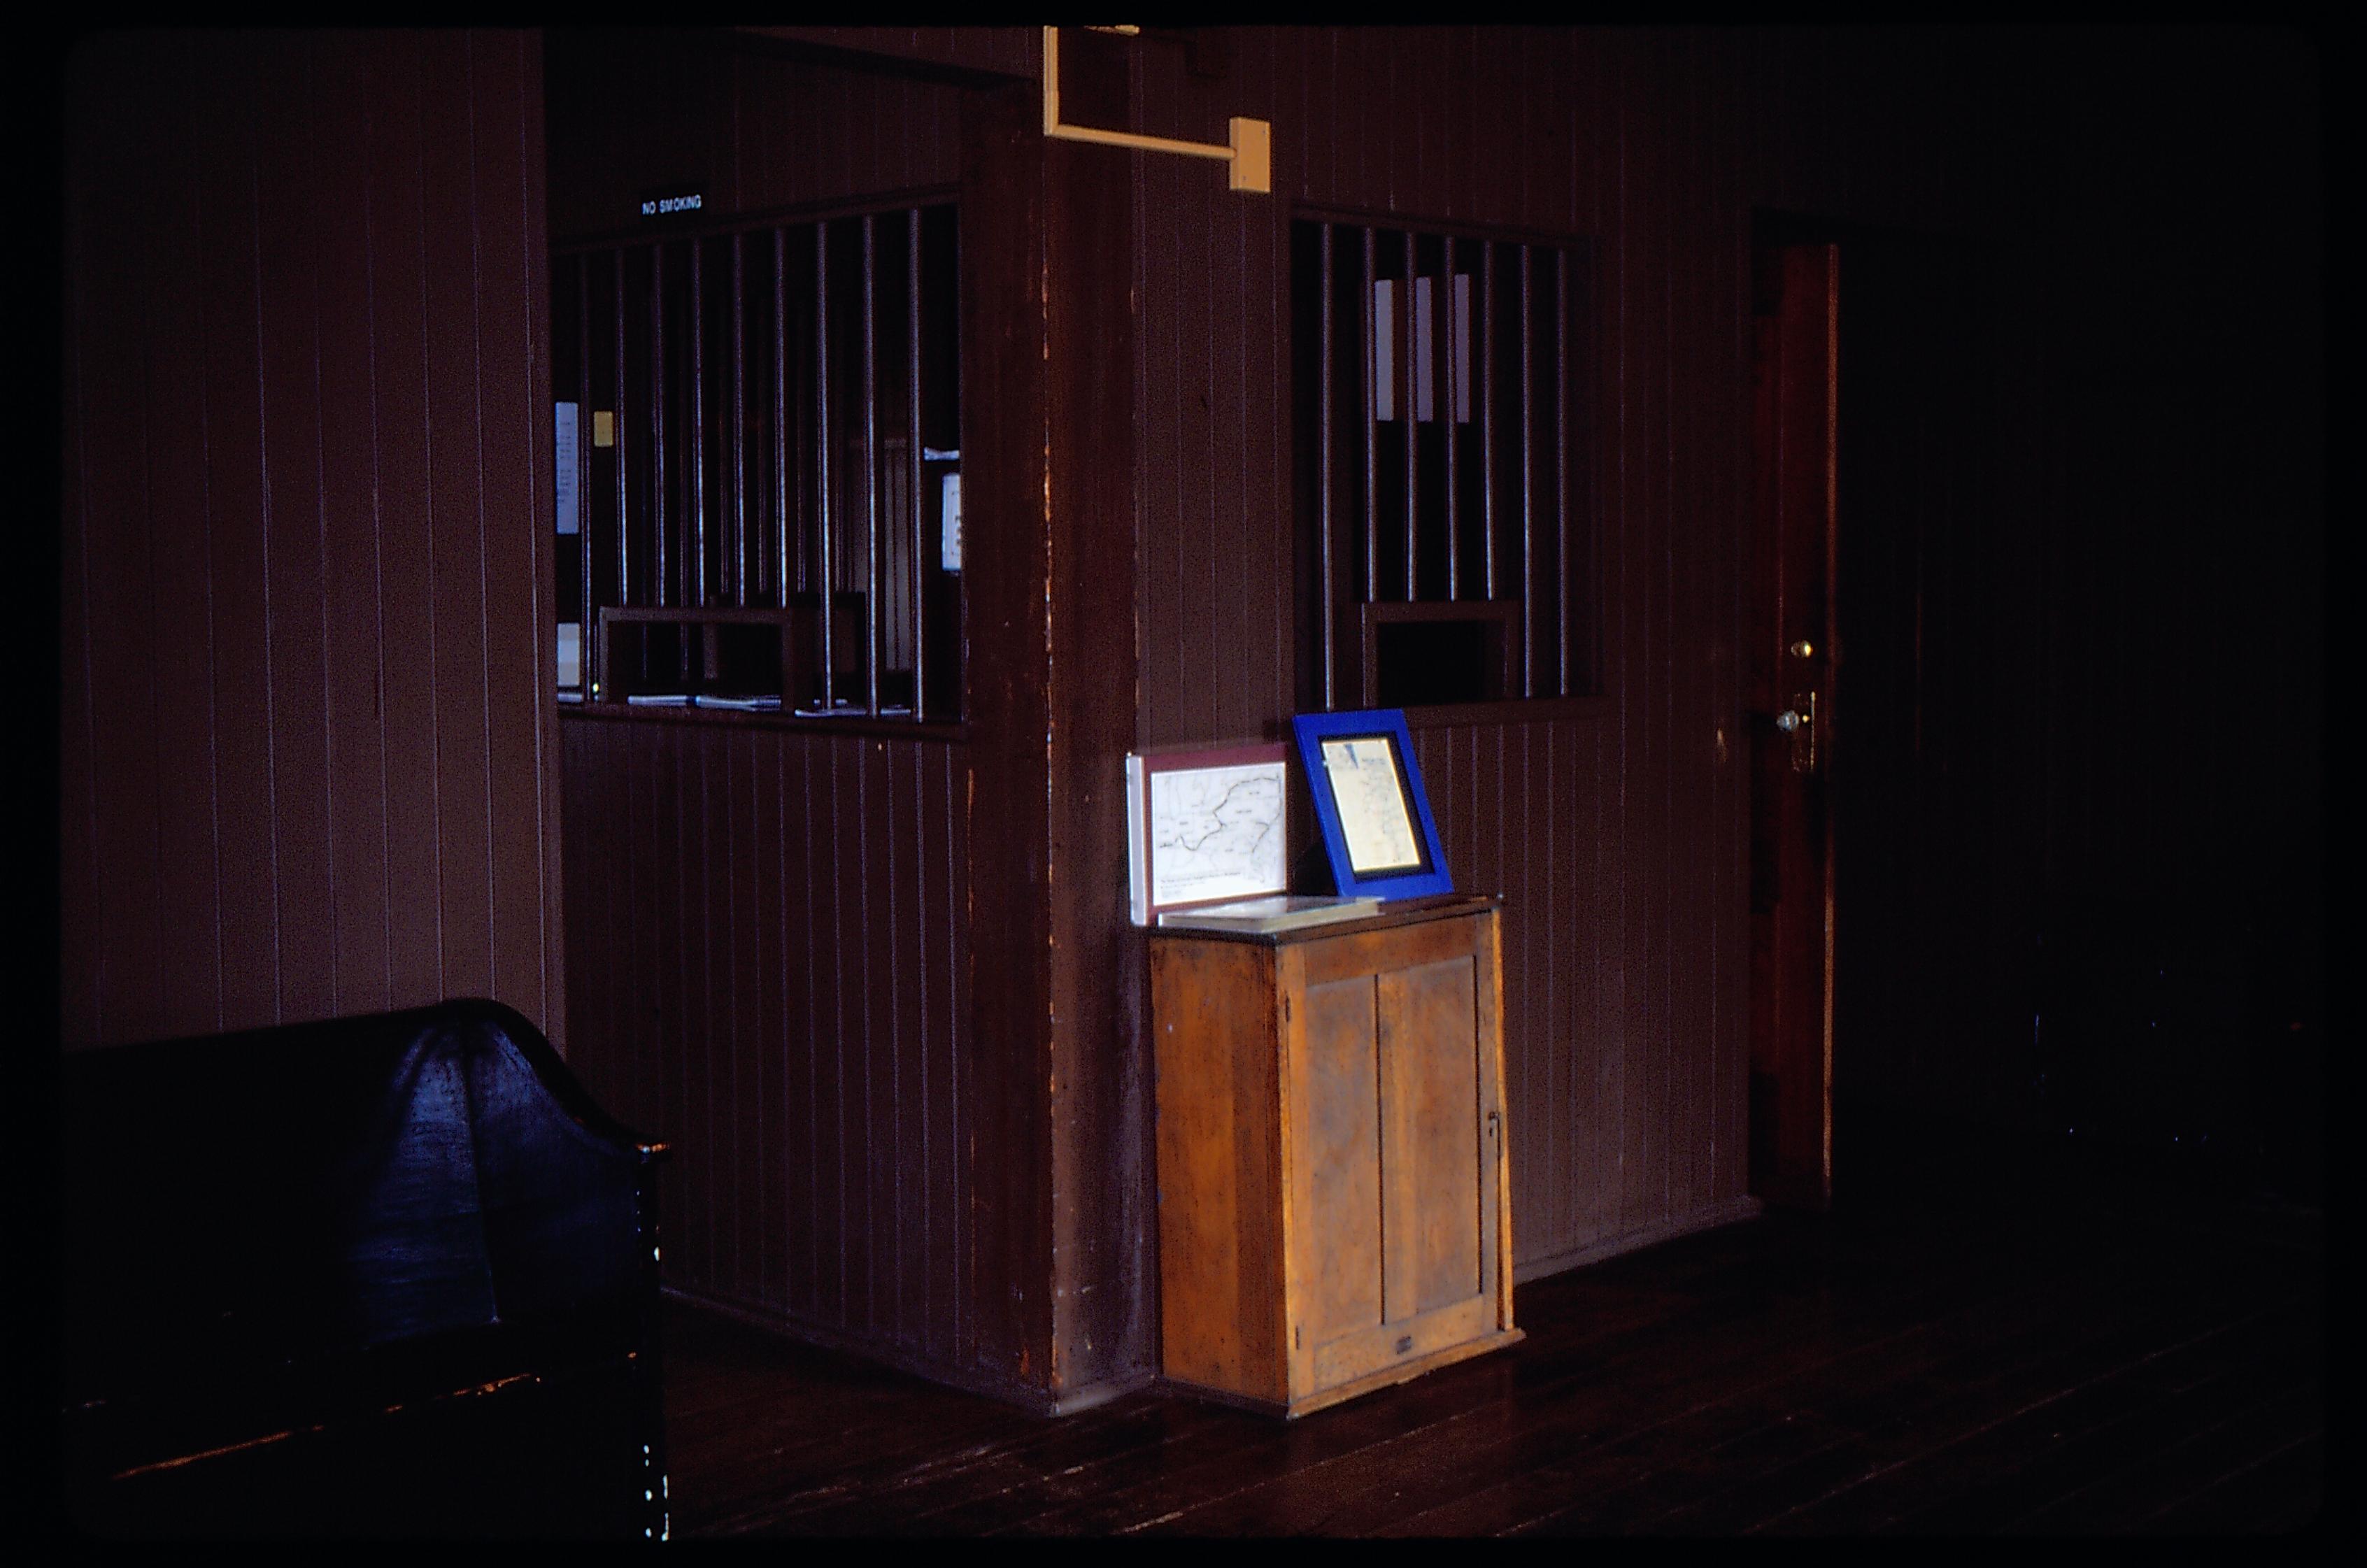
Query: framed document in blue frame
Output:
[[1291, 708, 1454, 901]]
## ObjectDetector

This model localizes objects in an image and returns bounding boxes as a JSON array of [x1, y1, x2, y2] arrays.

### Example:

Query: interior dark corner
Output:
[[52, 24, 2321, 1541]]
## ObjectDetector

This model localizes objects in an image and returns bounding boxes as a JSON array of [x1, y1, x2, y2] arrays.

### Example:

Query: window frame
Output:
[[1291, 207, 1600, 724], [550, 189, 964, 727]]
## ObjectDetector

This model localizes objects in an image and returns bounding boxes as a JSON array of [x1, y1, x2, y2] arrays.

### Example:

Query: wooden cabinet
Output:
[[1150, 895, 1520, 1418]]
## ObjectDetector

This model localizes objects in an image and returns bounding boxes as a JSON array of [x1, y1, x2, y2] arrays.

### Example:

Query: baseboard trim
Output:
[[659, 1287, 1153, 1418], [1512, 1195, 1765, 1285]]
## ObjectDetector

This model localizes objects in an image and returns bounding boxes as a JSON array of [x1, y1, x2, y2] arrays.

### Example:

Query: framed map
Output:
[[1125, 742, 1291, 926], [1291, 708, 1454, 901]]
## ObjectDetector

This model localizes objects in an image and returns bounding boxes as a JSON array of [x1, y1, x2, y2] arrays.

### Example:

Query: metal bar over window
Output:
[[1296, 218, 1584, 710], [577, 254, 594, 691], [1556, 248, 1570, 697], [774, 228, 789, 609], [1444, 236, 1459, 603], [815, 220, 835, 710], [1482, 238, 1497, 602], [652, 243, 667, 610], [731, 232, 747, 606], [1519, 243, 1535, 698], [613, 250, 630, 618], [1402, 229, 1417, 602], [691, 237, 707, 609], [907, 209, 925, 722], [862, 213, 881, 718], [556, 200, 957, 721], [1361, 228, 1378, 604], [1318, 222, 1336, 708]]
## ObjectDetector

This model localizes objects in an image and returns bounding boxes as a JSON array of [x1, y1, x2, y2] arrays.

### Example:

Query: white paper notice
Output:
[[555, 402, 580, 535], [1321, 737, 1423, 874], [940, 473, 962, 571]]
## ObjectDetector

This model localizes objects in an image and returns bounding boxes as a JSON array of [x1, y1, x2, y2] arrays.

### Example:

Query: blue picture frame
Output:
[[1291, 708, 1454, 901]]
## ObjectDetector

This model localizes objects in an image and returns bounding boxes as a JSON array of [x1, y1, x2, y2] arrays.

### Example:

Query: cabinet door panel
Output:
[[1381, 955, 1485, 1316], [1293, 976, 1384, 1352], [1310, 1293, 1495, 1391]]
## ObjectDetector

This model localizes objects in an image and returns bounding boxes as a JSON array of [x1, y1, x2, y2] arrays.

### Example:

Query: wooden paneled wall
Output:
[[62, 22, 2313, 1415], [544, 29, 965, 245], [552, 57, 1156, 1409], [560, 715, 973, 1367], [547, 23, 2317, 1408], [1115, 22, 2319, 1253], [60, 29, 562, 1050], [1129, 29, 1774, 1271]]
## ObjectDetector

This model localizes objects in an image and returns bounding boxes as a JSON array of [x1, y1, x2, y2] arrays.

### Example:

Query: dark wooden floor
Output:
[[661, 1140, 2322, 1537]]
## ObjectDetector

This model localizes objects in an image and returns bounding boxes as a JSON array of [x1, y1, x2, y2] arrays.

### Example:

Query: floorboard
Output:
[[660, 1140, 2322, 1537]]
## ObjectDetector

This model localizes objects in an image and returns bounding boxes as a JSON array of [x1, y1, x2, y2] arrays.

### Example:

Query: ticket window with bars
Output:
[[553, 202, 962, 720], [1292, 218, 1594, 713]]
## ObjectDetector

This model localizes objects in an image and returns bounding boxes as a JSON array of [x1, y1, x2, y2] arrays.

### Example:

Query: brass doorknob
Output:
[[1775, 708, 1805, 734]]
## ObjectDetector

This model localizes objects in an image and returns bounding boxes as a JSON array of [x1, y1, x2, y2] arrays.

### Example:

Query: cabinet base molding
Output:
[[1161, 1328, 1527, 1420]]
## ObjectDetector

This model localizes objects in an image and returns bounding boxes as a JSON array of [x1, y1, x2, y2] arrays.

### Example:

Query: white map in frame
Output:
[[1320, 736, 1424, 874], [1148, 762, 1288, 908]]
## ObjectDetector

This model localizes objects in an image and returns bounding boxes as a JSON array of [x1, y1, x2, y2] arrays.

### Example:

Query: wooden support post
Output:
[[960, 78, 1146, 1406]]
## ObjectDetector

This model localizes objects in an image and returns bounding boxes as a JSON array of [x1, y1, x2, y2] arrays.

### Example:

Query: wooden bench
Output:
[[59, 999, 668, 1539]]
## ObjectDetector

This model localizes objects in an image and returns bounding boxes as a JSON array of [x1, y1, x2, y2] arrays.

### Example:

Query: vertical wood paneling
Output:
[[560, 718, 974, 1378], [66, 36, 163, 1048], [1124, 24, 1768, 1276], [253, 31, 338, 1029], [1707, 28, 1748, 1209], [751, 733, 786, 1310], [858, 741, 894, 1339], [136, 41, 229, 1035], [682, 729, 714, 1297], [58, 19, 2311, 1423], [887, 742, 923, 1345], [1675, 30, 1714, 1220], [728, 26, 1037, 84], [937, 745, 970, 1367], [1137, 79, 1186, 747], [366, 33, 447, 1014], [62, 30, 558, 1051], [736, 732, 771, 1309], [646, 726, 684, 1276], [817, 739, 855, 1329], [783, 736, 820, 1323], [312, 34, 393, 1022], [1189, 26, 1775, 1272], [471, 29, 560, 1035], [1243, 31, 1291, 741], [690, 729, 725, 1299], [193, 31, 279, 1038], [543, 34, 965, 248], [418, 31, 497, 1006]]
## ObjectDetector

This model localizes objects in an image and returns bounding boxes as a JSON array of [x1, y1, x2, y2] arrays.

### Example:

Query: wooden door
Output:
[[1747, 242, 1838, 1210], [1286, 922, 1501, 1396], [1749, 225, 1998, 1202]]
